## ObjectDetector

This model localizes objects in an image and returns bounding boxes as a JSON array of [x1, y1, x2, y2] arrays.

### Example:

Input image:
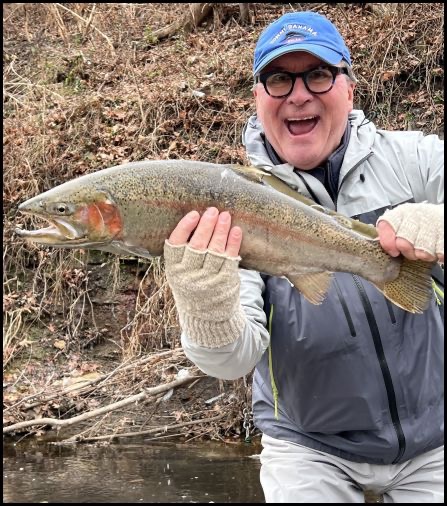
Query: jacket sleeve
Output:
[[415, 133, 444, 204], [180, 269, 270, 380]]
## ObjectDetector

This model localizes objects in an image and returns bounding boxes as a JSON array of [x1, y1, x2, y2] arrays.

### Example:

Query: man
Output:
[[164, 12, 444, 503]]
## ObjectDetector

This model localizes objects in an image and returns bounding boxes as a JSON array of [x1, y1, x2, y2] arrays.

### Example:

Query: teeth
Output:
[[288, 116, 316, 121]]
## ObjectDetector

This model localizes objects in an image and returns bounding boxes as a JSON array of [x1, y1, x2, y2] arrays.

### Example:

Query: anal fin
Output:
[[287, 272, 333, 305]]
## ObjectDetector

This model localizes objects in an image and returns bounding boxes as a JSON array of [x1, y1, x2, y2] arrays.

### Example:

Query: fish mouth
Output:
[[15, 215, 87, 245]]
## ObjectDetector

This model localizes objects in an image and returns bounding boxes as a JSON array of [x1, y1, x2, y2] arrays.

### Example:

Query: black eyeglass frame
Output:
[[255, 65, 350, 98]]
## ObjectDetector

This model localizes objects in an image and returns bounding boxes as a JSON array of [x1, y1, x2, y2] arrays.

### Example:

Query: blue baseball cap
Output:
[[253, 12, 352, 76]]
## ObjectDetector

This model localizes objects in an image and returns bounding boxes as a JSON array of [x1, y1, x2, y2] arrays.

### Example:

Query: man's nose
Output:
[[286, 77, 313, 105]]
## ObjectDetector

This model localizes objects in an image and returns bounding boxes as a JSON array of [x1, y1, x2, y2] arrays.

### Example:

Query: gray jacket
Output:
[[181, 110, 444, 464]]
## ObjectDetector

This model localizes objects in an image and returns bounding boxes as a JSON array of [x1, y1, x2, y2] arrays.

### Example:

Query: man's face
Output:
[[254, 52, 355, 170]]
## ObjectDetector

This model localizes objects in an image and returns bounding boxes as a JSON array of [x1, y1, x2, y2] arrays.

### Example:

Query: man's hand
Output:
[[377, 203, 444, 263], [167, 207, 242, 255], [164, 208, 245, 348]]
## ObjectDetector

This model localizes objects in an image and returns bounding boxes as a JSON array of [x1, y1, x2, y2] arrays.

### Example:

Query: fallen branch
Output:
[[54, 412, 226, 444], [4, 348, 183, 413], [3, 374, 198, 434], [152, 3, 214, 41]]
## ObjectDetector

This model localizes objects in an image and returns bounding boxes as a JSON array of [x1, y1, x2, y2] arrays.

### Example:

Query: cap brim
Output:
[[254, 44, 344, 75]]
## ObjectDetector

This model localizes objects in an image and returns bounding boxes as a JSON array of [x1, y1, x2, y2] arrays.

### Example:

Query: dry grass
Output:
[[342, 3, 444, 131], [3, 3, 444, 437], [119, 258, 179, 360]]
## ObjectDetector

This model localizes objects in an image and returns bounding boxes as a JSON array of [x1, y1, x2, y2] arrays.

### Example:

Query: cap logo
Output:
[[270, 24, 317, 44], [284, 32, 305, 44]]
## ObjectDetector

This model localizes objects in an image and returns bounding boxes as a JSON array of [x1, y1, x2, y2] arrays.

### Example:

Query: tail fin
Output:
[[379, 258, 435, 314]]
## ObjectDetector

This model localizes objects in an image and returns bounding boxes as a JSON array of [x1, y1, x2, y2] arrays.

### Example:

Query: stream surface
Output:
[[3, 438, 264, 503]]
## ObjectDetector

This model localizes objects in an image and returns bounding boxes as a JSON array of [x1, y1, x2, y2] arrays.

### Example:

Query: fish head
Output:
[[15, 184, 122, 249]]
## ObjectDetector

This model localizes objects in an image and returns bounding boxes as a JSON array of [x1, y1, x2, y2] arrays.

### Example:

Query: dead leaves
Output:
[[53, 339, 66, 350]]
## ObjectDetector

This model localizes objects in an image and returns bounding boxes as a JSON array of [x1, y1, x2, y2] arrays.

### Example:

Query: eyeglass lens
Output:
[[265, 68, 336, 96]]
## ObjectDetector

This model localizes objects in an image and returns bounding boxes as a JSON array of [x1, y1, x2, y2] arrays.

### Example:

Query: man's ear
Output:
[[347, 82, 355, 110]]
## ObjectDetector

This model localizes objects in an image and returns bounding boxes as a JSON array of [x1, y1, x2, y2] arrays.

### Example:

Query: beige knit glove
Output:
[[164, 240, 247, 348], [377, 203, 444, 258]]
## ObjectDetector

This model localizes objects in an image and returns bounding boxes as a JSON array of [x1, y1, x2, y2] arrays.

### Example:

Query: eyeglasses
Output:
[[256, 66, 349, 98]]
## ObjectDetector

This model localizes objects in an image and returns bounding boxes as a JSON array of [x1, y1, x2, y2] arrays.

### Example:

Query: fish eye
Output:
[[50, 203, 72, 215]]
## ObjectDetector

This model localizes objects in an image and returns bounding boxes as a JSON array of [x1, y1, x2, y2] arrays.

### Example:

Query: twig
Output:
[[128, 65, 147, 129], [335, 4, 351, 30], [3, 80, 64, 99], [4, 372, 56, 413], [152, 3, 214, 40], [83, 4, 97, 40], [48, 4, 69, 44], [308, 3, 326, 13], [54, 3, 116, 57], [4, 348, 184, 412], [3, 3, 26, 23], [3, 374, 198, 434], [55, 413, 226, 444]]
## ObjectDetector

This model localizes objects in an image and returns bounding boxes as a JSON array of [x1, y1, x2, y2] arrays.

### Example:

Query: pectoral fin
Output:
[[287, 271, 333, 305], [98, 241, 154, 259]]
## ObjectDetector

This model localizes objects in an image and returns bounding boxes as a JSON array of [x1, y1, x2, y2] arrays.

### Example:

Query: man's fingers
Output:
[[394, 237, 418, 261], [168, 211, 200, 245], [377, 220, 438, 262], [377, 203, 443, 263], [207, 211, 232, 254], [413, 248, 437, 262], [377, 220, 400, 257], [188, 207, 219, 251], [190, 209, 243, 256], [226, 226, 243, 257], [168, 208, 243, 257]]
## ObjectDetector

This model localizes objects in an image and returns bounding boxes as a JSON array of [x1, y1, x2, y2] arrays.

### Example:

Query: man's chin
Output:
[[282, 150, 324, 170]]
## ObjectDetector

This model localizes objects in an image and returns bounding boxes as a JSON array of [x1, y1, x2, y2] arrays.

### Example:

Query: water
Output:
[[3, 439, 264, 503]]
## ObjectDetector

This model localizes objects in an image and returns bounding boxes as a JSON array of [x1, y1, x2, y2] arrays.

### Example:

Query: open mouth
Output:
[[15, 215, 84, 244], [286, 116, 319, 136]]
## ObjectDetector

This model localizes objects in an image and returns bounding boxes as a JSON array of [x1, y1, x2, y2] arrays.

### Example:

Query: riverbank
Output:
[[3, 3, 443, 442]]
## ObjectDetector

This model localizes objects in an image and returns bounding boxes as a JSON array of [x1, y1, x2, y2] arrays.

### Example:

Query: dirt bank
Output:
[[3, 3, 444, 442]]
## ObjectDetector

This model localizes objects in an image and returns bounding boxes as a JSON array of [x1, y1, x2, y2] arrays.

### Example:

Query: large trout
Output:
[[15, 160, 435, 313]]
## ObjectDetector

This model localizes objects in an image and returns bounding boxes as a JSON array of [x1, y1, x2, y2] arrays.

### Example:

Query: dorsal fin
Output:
[[228, 164, 271, 183], [257, 170, 379, 240], [230, 164, 379, 240]]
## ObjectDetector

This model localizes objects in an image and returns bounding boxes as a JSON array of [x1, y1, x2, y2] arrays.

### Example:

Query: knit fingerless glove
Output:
[[377, 203, 444, 257], [164, 241, 247, 348]]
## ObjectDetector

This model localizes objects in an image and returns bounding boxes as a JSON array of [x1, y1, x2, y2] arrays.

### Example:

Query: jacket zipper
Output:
[[337, 151, 405, 461], [333, 278, 357, 337], [385, 299, 397, 324], [352, 274, 406, 463]]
